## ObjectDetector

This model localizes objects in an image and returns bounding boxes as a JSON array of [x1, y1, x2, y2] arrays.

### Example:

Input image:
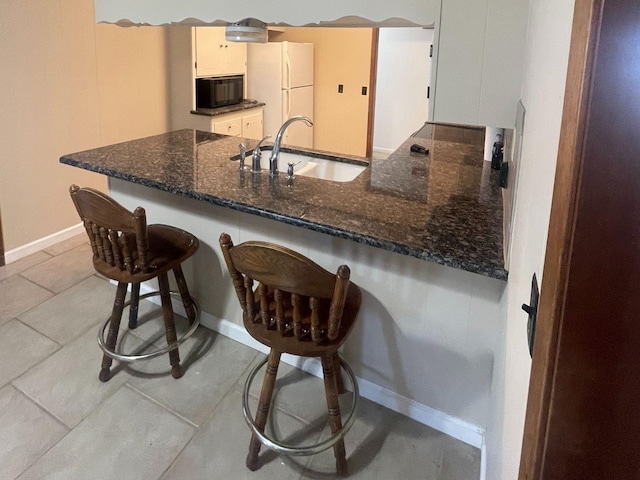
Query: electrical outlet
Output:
[[338, 84, 343, 93], [362, 86, 367, 95]]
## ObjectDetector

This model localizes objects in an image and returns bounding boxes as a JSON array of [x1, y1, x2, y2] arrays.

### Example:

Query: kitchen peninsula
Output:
[[61, 123, 506, 280], [61, 123, 507, 448]]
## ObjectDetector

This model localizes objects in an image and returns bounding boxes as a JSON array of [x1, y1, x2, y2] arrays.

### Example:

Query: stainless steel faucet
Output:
[[238, 143, 246, 170], [269, 116, 313, 177], [251, 135, 271, 173]]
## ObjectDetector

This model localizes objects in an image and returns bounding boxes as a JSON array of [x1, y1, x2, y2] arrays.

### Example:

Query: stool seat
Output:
[[69, 185, 200, 382], [219, 233, 362, 476]]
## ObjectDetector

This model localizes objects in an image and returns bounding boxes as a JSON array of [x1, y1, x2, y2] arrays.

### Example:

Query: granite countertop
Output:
[[191, 99, 266, 117], [60, 123, 507, 280]]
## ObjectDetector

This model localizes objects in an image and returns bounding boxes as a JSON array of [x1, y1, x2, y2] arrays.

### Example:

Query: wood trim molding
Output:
[[518, 0, 603, 478], [365, 28, 379, 159]]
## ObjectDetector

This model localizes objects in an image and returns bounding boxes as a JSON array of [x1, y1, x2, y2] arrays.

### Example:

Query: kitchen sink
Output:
[[234, 149, 367, 183]]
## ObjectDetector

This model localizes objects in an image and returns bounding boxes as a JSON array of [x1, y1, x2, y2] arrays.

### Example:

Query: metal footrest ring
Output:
[[241, 355, 359, 457], [97, 290, 201, 363]]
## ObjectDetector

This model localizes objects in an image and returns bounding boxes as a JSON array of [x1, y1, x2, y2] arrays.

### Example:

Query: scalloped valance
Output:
[[95, 0, 436, 27]]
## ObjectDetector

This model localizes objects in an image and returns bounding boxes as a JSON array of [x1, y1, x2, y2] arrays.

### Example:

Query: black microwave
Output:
[[196, 75, 244, 109]]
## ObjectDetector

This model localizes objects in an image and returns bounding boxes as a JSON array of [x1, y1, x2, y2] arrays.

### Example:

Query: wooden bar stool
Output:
[[219, 233, 362, 476], [69, 185, 200, 382]]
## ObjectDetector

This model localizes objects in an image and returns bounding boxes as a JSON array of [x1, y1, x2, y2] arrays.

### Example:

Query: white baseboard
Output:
[[372, 146, 395, 154], [4, 223, 85, 264], [136, 283, 485, 450], [480, 439, 487, 480]]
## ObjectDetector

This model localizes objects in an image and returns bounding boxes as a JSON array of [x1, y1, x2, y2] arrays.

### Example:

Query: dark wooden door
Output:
[[520, 0, 640, 478]]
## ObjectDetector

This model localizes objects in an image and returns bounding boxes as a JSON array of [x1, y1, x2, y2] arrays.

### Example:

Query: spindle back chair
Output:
[[219, 232, 362, 476], [70, 185, 199, 381]]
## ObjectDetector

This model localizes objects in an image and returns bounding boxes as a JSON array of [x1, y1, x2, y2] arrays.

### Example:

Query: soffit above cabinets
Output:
[[94, 0, 437, 27]]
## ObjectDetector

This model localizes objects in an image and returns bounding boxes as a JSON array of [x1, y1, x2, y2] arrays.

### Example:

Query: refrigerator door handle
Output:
[[285, 52, 291, 90], [284, 89, 291, 119]]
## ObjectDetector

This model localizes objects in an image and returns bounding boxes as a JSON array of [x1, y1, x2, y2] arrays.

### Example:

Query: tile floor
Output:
[[0, 234, 481, 480]]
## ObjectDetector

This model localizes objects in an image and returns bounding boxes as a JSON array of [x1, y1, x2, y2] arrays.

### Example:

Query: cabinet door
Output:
[[213, 118, 242, 137], [224, 42, 247, 76], [195, 27, 246, 77], [242, 111, 263, 140], [431, 0, 528, 128], [432, 0, 487, 125]]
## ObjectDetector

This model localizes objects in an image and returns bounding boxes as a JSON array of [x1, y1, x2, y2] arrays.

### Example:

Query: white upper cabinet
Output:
[[431, 0, 529, 128], [94, 0, 438, 27], [194, 27, 246, 77]]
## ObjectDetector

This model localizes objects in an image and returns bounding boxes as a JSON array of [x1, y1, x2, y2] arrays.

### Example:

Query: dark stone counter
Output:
[[191, 100, 266, 117], [60, 123, 507, 280]]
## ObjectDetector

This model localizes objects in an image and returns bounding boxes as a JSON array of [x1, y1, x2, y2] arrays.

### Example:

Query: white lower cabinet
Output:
[[213, 117, 242, 137], [206, 107, 263, 140], [241, 111, 264, 140]]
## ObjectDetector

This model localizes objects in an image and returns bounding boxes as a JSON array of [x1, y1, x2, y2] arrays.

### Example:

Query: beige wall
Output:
[[0, 0, 171, 253], [95, 25, 171, 146], [168, 27, 199, 131], [274, 28, 373, 157]]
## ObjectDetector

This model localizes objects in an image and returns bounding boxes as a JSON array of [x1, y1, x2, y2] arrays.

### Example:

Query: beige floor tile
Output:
[[20, 243, 95, 293], [0, 320, 59, 388], [13, 327, 136, 428], [248, 358, 341, 430], [303, 396, 455, 479], [18, 276, 117, 345], [16, 387, 195, 480], [43, 234, 88, 257], [126, 329, 259, 427], [439, 436, 481, 480], [0, 385, 68, 480], [124, 299, 192, 349], [0, 251, 52, 283], [162, 386, 315, 480], [3, 237, 482, 480], [0, 276, 54, 326]]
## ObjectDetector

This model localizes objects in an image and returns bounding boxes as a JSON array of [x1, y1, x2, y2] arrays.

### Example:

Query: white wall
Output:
[[0, 0, 172, 255], [373, 28, 433, 154], [485, 0, 576, 478]]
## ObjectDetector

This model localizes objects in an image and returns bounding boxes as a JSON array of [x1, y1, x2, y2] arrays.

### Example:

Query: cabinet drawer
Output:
[[213, 118, 242, 137]]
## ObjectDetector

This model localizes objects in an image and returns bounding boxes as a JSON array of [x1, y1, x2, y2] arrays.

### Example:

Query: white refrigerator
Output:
[[247, 41, 314, 149]]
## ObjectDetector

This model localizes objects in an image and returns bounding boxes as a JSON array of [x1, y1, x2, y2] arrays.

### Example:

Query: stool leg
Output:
[[173, 265, 196, 324], [321, 353, 349, 476], [334, 352, 346, 394], [128, 282, 141, 329], [158, 272, 183, 379], [100, 282, 128, 383], [247, 349, 281, 471]]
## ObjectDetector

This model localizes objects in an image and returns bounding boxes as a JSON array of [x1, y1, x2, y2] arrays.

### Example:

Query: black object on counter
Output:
[[499, 162, 509, 189], [410, 144, 429, 155], [491, 137, 504, 170]]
